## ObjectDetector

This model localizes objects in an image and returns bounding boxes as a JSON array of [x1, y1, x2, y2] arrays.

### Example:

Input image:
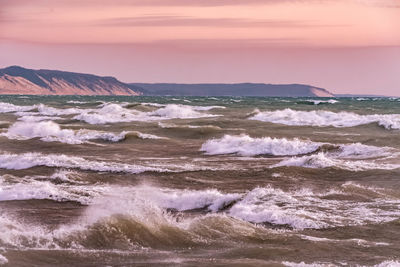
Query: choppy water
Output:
[[1, 95, 400, 266]]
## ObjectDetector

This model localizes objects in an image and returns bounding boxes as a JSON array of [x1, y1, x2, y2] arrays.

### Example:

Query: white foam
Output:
[[229, 187, 320, 229], [67, 100, 89, 104], [131, 131, 167, 140], [299, 234, 390, 247], [74, 103, 219, 124], [36, 103, 82, 116], [283, 261, 333, 267], [0, 175, 104, 204], [0, 183, 399, 250], [374, 261, 400, 267], [0, 102, 35, 113], [103, 186, 241, 213], [232, 184, 400, 229], [201, 134, 322, 156], [3, 121, 128, 144], [0, 254, 7, 265], [272, 153, 400, 171], [337, 143, 391, 159], [250, 108, 400, 130], [148, 104, 219, 119], [0, 152, 168, 173], [191, 105, 226, 111], [306, 99, 338, 105]]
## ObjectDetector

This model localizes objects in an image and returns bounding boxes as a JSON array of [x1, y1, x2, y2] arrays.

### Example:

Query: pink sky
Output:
[[1, 0, 399, 95]]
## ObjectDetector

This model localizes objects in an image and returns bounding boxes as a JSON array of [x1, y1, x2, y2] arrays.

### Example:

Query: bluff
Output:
[[0, 66, 334, 97]]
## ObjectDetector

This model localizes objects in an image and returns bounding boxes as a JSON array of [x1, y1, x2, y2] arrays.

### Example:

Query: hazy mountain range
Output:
[[0, 66, 335, 97]]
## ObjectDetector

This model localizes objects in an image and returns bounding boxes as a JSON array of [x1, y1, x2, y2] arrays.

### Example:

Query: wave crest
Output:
[[250, 108, 400, 130]]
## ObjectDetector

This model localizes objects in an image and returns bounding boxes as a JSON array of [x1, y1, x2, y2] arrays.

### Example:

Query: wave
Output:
[[148, 104, 219, 119], [303, 99, 338, 105], [0, 102, 35, 113], [17, 115, 64, 122], [200, 134, 390, 159], [125, 131, 167, 140], [2, 121, 128, 144], [158, 122, 222, 135], [0, 152, 218, 174], [0, 152, 168, 173], [67, 100, 89, 104], [272, 152, 400, 171], [0, 102, 222, 125], [0, 254, 7, 265], [74, 103, 219, 124], [200, 135, 322, 156], [100, 185, 400, 229], [36, 103, 82, 116], [298, 234, 390, 248], [1, 183, 399, 252], [249, 108, 400, 129], [283, 261, 337, 267], [0, 174, 103, 204]]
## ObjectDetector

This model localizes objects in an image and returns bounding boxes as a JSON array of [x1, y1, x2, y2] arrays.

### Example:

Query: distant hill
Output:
[[0, 66, 142, 95], [131, 83, 334, 97], [0, 66, 334, 97]]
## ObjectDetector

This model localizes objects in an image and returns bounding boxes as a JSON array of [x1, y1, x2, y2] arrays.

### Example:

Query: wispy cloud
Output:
[[94, 16, 341, 28], [0, 0, 326, 7]]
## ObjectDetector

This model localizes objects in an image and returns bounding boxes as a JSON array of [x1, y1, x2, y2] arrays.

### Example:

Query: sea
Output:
[[0, 95, 400, 266]]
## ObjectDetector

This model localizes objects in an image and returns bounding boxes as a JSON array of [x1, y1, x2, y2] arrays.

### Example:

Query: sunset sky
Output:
[[1, 0, 399, 95]]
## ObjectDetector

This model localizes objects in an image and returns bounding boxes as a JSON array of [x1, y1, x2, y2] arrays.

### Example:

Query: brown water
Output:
[[0, 95, 400, 266]]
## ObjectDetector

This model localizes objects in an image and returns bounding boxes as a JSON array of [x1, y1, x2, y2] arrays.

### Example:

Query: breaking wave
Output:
[[1, 183, 400, 253], [2, 120, 128, 144], [201, 134, 322, 156], [0, 102, 222, 125], [0, 152, 169, 173], [200, 134, 390, 158], [303, 99, 338, 105], [272, 152, 400, 171], [250, 108, 400, 130], [74, 103, 219, 124], [0, 102, 35, 113]]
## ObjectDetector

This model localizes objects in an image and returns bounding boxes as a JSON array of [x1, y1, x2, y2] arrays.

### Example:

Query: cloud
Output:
[[0, 0, 329, 7], [93, 15, 342, 28], [2, 0, 399, 8]]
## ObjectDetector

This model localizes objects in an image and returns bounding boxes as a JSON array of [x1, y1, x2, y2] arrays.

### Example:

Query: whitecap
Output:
[[3, 121, 128, 144], [201, 134, 322, 156], [0, 175, 105, 204], [0, 254, 7, 265], [374, 260, 400, 267], [305, 99, 338, 105], [250, 108, 400, 130], [272, 152, 400, 171], [148, 104, 220, 119], [74, 103, 219, 125], [0, 152, 167, 173], [0, 102, 35, 113]]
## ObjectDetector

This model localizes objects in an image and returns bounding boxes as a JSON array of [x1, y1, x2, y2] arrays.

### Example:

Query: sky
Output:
[[0, 0, 399, 95]]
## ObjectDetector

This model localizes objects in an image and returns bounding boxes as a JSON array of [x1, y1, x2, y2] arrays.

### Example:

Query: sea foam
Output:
[[74, 103, 219, 124], [200, 134, 321, 156], [0, 102, 35, 113], [0, 152, 167, 173], [3, 121, 128, 144], [250, 108, 400, 129]]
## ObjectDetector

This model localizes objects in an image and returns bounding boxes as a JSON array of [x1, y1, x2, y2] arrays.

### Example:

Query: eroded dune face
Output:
[[311, 87, 335, 97], [0, 66, 335, 97], [0, 66, 142, 95]]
